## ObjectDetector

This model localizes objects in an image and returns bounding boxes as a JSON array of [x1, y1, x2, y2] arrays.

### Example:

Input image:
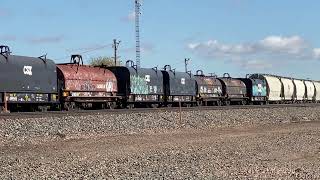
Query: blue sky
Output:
[[1, 0, 320, 79]]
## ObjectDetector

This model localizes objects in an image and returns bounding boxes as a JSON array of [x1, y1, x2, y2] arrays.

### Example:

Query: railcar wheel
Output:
[[127, 104, 135, 109], [109, 102, 117, 109], [203, 101, 208, 106], [197, 101, 202, 107], [150, 103, 159, 108], [216, 100, 222, 106], [224, 100, 231, 106], [39, 106, 48, 112], [241, 100, 247, 106], [64, 102, 77, 111]]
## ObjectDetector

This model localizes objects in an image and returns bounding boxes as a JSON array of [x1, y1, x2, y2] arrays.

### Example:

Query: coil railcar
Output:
[[1, 45, 320, 112], [218, 73, 248, 105], [240, 74, 267, 105], [106, 60, 164, 108], [194, 70, 223, 106], [0, 46, 58, 111], [57, 55, 119, 110], [161, 65, 196, 107]]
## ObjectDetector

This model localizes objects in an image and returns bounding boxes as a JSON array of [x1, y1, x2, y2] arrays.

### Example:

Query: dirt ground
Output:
[[1, 121, 320, 179]]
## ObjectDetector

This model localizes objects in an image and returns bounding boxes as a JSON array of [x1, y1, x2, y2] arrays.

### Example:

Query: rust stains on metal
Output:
[[219, 78, 247, 98], [195, 76, 223, 97], [57, 64, 118, 93]]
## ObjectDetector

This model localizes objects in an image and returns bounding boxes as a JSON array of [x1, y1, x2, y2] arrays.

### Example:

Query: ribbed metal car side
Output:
[[304, 81, 315, 101], [264, 75, 282, 101], [313, 81, 320, 101], [293, 79, 306, 101], [280, 78, 294, 101]]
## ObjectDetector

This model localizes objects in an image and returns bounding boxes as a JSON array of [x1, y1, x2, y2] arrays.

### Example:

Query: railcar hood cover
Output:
[[57, 64, 118, 92]]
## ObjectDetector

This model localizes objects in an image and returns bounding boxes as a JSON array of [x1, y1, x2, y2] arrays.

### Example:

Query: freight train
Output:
[[0, 45, 319, 112]]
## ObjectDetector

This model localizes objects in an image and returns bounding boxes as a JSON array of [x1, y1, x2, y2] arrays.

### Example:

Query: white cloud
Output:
[[127, 12, 136, 21], [188, 40, 255, 60], [239, 59, 272, 70], [123, 42, 155, 54], [188, 35, 319, 70], [27, 35, 64, 44], [121, 12, 135, 22], [313, 48, 320, 59], [188, 35, 309, 57], [0, 35, 16, 41], [0, 8, 9, 17], [259, 36, 307, 54]]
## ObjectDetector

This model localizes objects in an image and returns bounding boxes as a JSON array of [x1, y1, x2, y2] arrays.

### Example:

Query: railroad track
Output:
[[0, 103, 319, 119]]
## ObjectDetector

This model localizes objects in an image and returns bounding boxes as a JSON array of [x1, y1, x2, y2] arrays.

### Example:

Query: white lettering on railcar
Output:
[[145, 75, 151, 82], [181, 78, 186, 85], [106, 81, 113, 91], [23, 66, 33, 76], [97, 84, 106, 89]]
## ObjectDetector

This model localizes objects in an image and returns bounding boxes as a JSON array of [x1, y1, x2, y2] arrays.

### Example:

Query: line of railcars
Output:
[[1, 45, 320, 112]]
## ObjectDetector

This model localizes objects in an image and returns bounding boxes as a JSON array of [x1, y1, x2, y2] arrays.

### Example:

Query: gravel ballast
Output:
[[1, 106, 320, 179], [0, 106, 319, 145]]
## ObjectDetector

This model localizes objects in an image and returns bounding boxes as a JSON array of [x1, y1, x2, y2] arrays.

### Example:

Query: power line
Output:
[[77, 44, 112, 55], [56, 44, 112, 61]]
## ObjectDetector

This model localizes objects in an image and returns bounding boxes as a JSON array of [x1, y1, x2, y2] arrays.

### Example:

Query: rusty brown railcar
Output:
[[217, 73, 248, 105], [194, 70, 223, 106], [56, 55, 119, 110]]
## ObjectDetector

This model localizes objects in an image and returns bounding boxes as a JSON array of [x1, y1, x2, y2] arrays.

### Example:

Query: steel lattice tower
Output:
[[135, 0, 141, 67]]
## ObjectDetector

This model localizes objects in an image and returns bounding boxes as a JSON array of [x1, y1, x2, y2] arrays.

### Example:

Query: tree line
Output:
[[89, 56, 122, 66]]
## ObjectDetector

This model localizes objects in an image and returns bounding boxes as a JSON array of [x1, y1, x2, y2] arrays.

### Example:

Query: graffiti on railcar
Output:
[[131, 75, 149, 94], [130, 75, 160, 94], [199, 86, 222, 94], [106, 81, 114, 92], [7, 93, 49, 102], [252, 81, 267, 96], [80, 81, 96, 91], [198, 77, 223, 96]]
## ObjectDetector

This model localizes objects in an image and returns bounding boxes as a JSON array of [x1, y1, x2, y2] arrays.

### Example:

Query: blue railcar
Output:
[[239, 74, 267, 104]]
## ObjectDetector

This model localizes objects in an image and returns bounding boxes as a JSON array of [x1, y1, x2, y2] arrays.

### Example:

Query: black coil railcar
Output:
[[161, 65, 196, 106], [194, 70, 223, 106], [0, 46, 58, 111], [106, 60, 164, 108]]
